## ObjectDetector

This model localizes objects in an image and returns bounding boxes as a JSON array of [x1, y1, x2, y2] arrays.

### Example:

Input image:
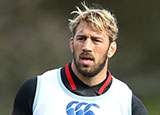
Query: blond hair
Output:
[[69, 2, 118, 41]]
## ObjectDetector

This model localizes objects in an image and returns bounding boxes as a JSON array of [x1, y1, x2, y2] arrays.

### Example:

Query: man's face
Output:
[[70, 20, 116, 77]]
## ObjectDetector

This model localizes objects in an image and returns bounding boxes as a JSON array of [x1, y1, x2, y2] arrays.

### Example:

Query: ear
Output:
[[69, 37, 74, 53], [107, 42, 117, 58]]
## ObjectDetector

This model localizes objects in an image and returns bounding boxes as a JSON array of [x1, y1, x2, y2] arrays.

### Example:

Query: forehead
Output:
[[75, 20, 109, 39]]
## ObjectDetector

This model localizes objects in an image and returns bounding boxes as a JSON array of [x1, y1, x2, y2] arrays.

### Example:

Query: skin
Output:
[[70, 20, 117, 86]]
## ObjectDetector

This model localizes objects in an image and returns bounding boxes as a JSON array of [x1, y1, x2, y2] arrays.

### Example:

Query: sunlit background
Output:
[[0, 0, 160, 114]]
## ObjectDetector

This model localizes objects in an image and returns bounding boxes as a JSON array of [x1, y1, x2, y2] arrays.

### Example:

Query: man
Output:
[[11, 2, 148, 115]]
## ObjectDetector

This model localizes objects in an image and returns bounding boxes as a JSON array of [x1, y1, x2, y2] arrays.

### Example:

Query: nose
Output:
[[82, 38, 93, 52]]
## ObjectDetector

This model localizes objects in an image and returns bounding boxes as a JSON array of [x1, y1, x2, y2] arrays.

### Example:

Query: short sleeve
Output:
[[132, 94, 148, 115], [12, 77, 37, 115]]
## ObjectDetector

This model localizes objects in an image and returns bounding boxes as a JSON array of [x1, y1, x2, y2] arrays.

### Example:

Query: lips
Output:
[[81, 56, 94, 61], [79, 53, 94, 65]]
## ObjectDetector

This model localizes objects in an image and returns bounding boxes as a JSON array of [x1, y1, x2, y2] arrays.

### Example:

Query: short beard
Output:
[[73, 51, 108, 78]]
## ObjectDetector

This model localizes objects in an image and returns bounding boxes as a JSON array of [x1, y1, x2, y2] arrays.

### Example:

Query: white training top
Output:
[[33, 68, 132, 115]]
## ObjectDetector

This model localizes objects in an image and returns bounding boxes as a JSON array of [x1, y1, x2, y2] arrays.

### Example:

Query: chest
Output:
[[33, 69, 132, 115]]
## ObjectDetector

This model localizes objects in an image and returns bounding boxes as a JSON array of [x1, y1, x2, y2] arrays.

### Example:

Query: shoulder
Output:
[[112, 77, 148, 115], [112, 77, 132, 93], [36, 68, 61, 88], [38, 68, 60, 80], [12, 77, 37, 115], [21, 77, 37, 92], [111, 77, 132, 102], [132, 94, 148, 115], [15, 77, 37, 101]]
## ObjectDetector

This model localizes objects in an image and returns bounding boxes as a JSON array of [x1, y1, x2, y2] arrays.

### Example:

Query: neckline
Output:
[[65, 63, 112, 95], [58, 67, 115, 100]]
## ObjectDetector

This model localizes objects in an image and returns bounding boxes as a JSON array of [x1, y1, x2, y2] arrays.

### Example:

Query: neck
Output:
[[71, 61, 108, 86]]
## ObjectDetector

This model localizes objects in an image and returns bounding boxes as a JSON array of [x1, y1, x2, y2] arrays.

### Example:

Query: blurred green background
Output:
[[0, 0, 160, 114]]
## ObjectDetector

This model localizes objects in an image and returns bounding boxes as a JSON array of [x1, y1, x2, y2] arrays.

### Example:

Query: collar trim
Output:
[[65, 63, 112, 94], [65, 63, 77, 90]]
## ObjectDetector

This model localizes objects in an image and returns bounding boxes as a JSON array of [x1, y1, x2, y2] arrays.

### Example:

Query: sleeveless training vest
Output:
[[33, 68, 132, 115]]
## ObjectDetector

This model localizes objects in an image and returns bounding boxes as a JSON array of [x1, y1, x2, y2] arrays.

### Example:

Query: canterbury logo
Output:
[[66, 101, 100, 115]]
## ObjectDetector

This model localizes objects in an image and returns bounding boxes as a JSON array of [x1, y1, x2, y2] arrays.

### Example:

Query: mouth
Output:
[[81, 56, 94, 61], [80, 55, 94, 65]]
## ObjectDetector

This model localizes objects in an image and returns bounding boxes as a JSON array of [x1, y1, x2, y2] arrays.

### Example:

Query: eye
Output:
[[92, 38, 102, 43], [93, 39, 100, 42], [77, 36, 86, 41]]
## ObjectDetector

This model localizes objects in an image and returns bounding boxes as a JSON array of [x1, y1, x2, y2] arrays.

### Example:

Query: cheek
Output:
[[73, 44, 81, 57], [74, 42, 82, 52], [94, 47, 107, 60]]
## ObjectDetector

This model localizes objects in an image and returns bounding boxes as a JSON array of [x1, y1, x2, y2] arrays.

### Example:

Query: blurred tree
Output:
[[0, 0, 159, 114]]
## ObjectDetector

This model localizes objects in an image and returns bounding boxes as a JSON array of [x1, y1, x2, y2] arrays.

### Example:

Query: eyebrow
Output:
[[76, 34, 103, 40]]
